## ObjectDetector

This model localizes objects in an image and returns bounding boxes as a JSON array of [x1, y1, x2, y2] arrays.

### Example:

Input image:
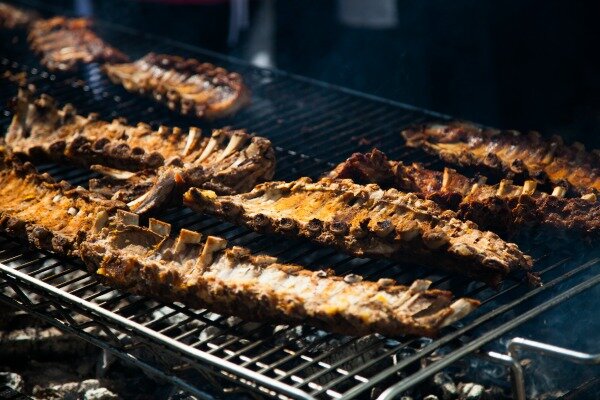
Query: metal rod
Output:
[[496, 337, 600, 400]]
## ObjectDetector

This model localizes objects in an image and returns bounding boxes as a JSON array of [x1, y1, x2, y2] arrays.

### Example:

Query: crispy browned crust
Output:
[[28, 17, 128, 71], [0, 2, 38, 29], [80, 218, 479, 338], [328, 149, 600, 238], [6, 88, 275, 213], [0, 148, 122, 255], [184, 178, 534, 286], [402, 121, 600, 196], [0, 152, 478, 337], [104, 53, 250, 119]]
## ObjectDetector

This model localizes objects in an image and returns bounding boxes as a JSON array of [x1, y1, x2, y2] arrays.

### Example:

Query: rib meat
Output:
[[104, 53, 250, 119], [184, 178, 534, 286], [28, 17, 128, 71], [403, 121, 600, 196], [328, 149, 600, 238], [0, 148, 121, 255], [0, 152, 478, 337], [0, 2, 38, 29], [6, 88, 275, 213]]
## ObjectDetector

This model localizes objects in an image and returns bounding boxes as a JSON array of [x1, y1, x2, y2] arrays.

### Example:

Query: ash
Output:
[[0, 302, 203, 400]]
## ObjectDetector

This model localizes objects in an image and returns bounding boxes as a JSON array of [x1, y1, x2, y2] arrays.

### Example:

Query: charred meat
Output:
[[184, 178, 534, 286], [28, 17, 128, 71], [329, 149, 600, 238], [403, 121, 600, 196], [104, 53, 250, 119], [0, 153, 478, 337], [0, 2, 38, 29], [6, 88, 275, 213]]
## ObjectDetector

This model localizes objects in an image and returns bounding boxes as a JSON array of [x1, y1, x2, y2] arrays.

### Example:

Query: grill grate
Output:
[[1, 3, 600, 399]]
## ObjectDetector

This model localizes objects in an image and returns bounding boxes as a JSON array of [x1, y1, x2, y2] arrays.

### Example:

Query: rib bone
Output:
[[551, 186, 566, 198], [116, 210, 139, 226], [182, 127, 202, 157], [91, 165, 137, 180], [149, 218, 171, 236], [198, 130, 225, 162], [197, 236, 228, 271]]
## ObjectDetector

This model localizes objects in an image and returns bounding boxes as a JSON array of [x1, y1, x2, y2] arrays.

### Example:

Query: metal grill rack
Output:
[[1, 2, 600, 399]]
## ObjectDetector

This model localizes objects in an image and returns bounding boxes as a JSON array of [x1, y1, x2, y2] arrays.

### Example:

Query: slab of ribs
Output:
[[104, 53, 250, 119], [327, 149, 600, 238], [28, 17, 128, 71], [183, 177, 534, 286], [403, 121, 600, 196]]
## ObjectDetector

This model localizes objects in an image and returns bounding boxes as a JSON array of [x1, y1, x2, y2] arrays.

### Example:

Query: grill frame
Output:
[[1, 2, 600, 398]]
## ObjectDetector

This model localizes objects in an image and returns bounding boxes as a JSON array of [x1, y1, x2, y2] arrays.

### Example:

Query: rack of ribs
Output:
[[402, 121, 600, 196], [6, 88, 275, 213], [0, 147, 122, 255], [104, 53, 250, 119], [0, 149, 478, 337], [28, 17, 128, 71], [184, 178, 535, 286], [328, 149, 600, 238]]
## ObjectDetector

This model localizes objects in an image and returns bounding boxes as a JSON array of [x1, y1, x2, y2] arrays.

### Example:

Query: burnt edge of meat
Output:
[[402, 121, 600, 196], [0, 151, 479, 337], [104, 52, 250, 119], [183, 178, 535, 287], [28, 17, 128, 72], [6, 88, 275, 214], [327, 149, 600, 239]]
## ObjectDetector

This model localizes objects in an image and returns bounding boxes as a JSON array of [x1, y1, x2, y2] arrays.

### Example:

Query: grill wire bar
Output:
[[488, 337, 600, 400], [0, 1, 600, 398]]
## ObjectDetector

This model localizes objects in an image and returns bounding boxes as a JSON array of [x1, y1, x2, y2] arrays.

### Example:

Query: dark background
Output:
[[18, 0, 600, 146]]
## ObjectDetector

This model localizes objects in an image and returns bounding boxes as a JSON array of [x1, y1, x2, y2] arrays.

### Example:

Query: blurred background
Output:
[[29, 0, 600, 145]]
